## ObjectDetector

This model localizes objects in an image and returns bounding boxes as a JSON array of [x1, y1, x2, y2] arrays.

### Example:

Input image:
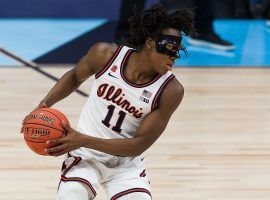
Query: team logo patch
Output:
[[111, 65, 118, 72], [108, 65, 118, 79]]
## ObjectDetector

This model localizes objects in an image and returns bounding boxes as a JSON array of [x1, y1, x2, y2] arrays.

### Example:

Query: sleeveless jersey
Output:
[[71, 45, 175, 162]]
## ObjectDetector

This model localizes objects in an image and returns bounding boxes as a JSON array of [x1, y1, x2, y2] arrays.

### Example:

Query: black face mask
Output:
[[155, 34, 183, 58]]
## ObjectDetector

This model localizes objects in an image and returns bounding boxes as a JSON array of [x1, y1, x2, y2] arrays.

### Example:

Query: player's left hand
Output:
[[45, 121, 86, 156]]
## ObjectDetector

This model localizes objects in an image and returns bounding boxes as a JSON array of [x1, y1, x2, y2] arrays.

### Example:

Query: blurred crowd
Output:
[[114, 0, 270, 51]]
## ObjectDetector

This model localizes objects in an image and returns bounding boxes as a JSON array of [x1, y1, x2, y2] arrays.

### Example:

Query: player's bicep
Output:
[[134, 78, 184, 152], [134, 109, 169, 149], [73, 55, 95, 83]]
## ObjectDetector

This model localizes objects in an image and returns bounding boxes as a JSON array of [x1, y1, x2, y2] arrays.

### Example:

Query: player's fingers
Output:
[[47, 139, 62, 145], [50, 151, 66, 157], [35, 102, 48, 110], [41, 102, 47, 108], [46, 145, 63, 153], [61, 120, 70, 131], [39, 102, 48, 108], [46, 147, 66, 156], [47, 150, 64, 157]]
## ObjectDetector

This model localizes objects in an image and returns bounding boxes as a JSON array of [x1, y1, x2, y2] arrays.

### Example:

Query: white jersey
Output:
[[71, 45, 175, 163]]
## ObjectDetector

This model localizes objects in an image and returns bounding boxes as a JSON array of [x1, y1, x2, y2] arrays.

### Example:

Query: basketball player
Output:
[[36, 4, 195, 200]]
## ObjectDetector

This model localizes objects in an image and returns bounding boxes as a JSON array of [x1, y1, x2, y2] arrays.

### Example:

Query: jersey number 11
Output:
[[102, 105, 126, 133]]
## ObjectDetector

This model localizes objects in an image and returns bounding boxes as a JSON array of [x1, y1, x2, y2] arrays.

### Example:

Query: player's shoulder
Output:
[[85, 42, 119, 73], [166, 77, 184, 96], [159, 77, 184, 109], [87, 42, 118, 61]]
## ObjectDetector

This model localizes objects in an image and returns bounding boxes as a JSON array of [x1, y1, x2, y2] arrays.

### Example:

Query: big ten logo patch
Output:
[[139, 96, 149, 103]]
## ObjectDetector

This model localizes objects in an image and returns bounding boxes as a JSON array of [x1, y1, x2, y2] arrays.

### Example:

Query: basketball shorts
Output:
[[58, 153, 151, 199]]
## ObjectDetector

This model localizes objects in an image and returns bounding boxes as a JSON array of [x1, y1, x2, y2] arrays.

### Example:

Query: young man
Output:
[[36, 4, 195, 200]]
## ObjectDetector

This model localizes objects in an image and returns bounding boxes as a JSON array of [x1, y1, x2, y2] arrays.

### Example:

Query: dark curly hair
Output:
[[128, 4, 196, 53]]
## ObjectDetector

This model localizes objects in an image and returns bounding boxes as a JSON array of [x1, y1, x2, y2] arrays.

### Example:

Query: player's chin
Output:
[[160, 65, 172, 74], [166, 64, 173, 70]]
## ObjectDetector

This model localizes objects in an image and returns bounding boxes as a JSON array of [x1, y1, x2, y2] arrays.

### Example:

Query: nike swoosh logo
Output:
[[108, 72, 118, 79], [141, 157, 145, 161]]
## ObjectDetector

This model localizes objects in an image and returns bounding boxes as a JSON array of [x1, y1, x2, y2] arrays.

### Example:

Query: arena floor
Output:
[[0, 66, 269, 200]]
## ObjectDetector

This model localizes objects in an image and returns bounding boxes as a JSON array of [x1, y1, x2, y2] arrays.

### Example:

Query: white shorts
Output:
[[58, 153, 151, 199]]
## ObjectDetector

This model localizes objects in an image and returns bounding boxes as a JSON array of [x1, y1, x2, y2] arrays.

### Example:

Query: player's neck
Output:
[[124, 51, 158, 84]]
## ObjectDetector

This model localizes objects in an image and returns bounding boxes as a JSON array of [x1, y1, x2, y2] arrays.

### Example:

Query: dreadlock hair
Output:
[[128, 4, 197, 55]]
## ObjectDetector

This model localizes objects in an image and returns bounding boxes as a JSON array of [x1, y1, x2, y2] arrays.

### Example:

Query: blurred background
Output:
[[1, 1, 270, 200], [0, 0, 269, 67]]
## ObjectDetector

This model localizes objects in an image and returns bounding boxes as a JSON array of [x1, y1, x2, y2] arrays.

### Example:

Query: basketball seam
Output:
[[38, 108, 64, 123], [24, 137, 47, 143], [23, 122, 63, 133]]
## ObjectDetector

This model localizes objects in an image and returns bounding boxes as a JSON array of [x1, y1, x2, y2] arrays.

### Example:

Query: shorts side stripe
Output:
[[61, 175, 97, 196], [62, 156, 81, 176], [110, 188, 152, 200]]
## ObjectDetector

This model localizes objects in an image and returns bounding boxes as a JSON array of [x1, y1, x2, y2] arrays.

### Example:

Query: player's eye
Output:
[[165, 44, 181, 51]]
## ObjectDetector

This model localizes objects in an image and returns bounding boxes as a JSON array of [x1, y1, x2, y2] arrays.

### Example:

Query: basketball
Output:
[[22, 107, 70, 155]]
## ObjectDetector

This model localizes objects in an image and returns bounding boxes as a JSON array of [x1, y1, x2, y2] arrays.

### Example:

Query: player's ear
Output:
[[145, 37, 155, 50]]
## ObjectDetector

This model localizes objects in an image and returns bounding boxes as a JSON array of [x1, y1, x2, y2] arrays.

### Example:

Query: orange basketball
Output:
[[22, 107, 70, 155]]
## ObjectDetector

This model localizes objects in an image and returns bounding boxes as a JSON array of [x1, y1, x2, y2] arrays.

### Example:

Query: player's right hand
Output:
[[36, 102, 48, 110], [20, 102, 48, 134]]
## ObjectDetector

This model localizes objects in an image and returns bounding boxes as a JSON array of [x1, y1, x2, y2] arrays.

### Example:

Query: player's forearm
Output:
[[82, 135, 146, 157], [40, 70, 81, 107]]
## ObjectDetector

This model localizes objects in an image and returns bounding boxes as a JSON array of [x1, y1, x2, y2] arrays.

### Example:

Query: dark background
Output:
[[0, 0, 257, 19]]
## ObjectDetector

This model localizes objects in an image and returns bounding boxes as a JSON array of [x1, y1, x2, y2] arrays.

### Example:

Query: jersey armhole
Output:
[[151, 74, 175, 111], [95, 45, 123, 79]]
